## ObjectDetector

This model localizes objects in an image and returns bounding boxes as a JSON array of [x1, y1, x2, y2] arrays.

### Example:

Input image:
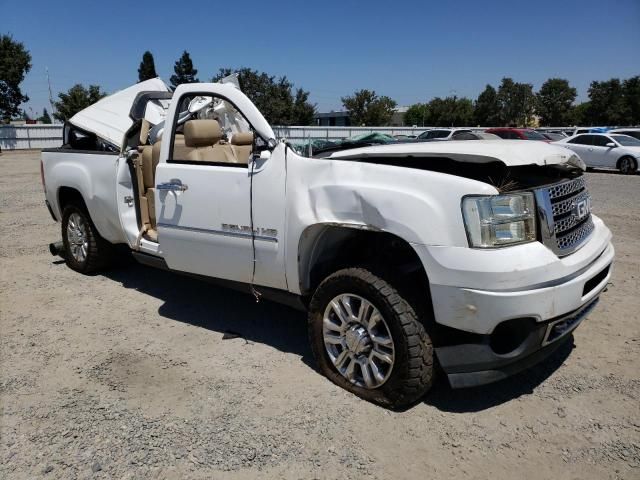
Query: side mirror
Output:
[[259, 150, 271, 160], [605, 142, 617, 148]]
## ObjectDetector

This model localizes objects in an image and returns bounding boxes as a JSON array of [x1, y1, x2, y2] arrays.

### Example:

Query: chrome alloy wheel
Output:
[[322, 294, 395, 389], [66, 212, 89, 263]]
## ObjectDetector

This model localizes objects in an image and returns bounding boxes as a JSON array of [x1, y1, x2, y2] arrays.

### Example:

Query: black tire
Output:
[[308, 268, 433, 409], [61, 204, 112, 274], [618, 156, 637, 175]]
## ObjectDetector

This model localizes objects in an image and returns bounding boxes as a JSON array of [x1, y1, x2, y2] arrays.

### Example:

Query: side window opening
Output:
[[169, 94, 255, 166], [62, 123, 118, 152]]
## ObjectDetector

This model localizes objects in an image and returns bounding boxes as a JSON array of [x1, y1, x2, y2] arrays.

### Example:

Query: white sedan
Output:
[[554, 133, 640, 174]]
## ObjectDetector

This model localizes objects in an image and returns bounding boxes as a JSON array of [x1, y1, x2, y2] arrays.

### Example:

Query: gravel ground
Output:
[[1, 150, 638, 479]]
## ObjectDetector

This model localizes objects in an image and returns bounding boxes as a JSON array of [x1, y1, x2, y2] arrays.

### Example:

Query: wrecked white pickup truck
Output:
[[41, 78, 614, 408]]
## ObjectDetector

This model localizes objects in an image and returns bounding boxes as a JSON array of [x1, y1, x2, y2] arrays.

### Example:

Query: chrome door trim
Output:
[[157, 223, 278, 243]]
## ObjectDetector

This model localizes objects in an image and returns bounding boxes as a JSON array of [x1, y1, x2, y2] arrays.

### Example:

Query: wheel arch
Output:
[[298, 223, 431, 300], [58, 186, 87, 212]]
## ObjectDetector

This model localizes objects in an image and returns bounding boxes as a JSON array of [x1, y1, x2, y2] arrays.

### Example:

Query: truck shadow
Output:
[[102, 262, 314, 369], [101, 261, 574, 412]]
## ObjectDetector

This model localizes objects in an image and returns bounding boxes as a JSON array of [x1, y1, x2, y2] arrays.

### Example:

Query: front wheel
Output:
[[308, 268, 433, 409], [61, 204, 112, 274], [619, 156, 638, 175]]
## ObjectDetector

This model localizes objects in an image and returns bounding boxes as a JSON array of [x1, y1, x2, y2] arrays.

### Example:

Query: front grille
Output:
[[542, 298, 598, 346], [534, 176, 595, 256]]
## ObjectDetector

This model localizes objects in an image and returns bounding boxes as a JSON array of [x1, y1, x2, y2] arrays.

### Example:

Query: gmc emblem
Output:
[[574, 197, 591, 220]]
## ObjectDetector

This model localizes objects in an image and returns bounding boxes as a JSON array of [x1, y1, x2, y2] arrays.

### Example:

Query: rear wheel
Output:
[[61, 204, 112, 273], [618, 156, 637, 175], [308, 268, 433, 409]]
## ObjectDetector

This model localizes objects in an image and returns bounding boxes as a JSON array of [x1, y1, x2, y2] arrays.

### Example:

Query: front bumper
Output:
[[437, 298, 600, 388], [411, 215, 614, 388], [413, 216, 614, 335]]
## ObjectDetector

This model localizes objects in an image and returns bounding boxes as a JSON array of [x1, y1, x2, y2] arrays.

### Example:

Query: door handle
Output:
[[156, 181, 188, 192]]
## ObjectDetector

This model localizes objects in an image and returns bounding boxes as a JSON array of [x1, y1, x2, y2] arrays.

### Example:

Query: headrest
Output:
[[184, 120, 222, 148], [231, 132, 254, 146]]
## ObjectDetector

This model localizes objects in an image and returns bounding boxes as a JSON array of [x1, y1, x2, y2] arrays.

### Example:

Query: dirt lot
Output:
[[1, 150, 638, 479]]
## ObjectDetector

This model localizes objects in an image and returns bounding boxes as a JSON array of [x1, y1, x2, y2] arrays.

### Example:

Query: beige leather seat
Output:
[[135, 144, 159, 241], [173, 133, 191, 160], [183, 120, 241, 164], [230, 132, 254, 164]]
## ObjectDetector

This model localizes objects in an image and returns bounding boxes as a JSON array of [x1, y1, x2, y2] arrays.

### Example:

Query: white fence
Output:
[[0, 124, 432, 151], [0, 125, 65, 150], [273, 126, 427, 141]]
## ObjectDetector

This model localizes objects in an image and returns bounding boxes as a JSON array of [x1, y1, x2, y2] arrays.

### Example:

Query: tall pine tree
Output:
[[137, 51, 157, 82], [170, 51, 198, 88], [39, 108, 52, 124]]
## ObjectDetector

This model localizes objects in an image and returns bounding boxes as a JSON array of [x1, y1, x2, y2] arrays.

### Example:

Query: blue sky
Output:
[[3, 0, 639, 118]]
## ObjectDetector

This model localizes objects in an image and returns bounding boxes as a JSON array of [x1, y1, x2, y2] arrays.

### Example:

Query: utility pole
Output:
[[46, 67, 56, 119]]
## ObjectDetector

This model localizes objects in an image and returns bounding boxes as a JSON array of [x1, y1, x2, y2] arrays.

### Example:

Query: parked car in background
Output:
[[485, 128, 549, 141], [609, 128, 640, 141], [554, 133, 640, 174], [536, 129, 570, 137], [450, 131, 501, 140], [393, 134, 417, 140], [571, 127, 610, 136], [538, 132, 567, 142], [417, 128, 473, 140]]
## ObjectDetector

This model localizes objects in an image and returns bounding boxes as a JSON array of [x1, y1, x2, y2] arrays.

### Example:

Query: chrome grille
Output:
[[547, 177, 586, 200], [551, 190, 590, 217], [556, 218, 595, 250], [534, 176, 594, 256]]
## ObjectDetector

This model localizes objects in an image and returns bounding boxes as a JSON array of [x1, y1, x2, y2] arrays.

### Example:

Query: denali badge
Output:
[[221, 223, 278, 239]]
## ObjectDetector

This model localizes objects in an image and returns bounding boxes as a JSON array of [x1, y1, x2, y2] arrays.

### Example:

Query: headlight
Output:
[[462, 193, 537, 248]]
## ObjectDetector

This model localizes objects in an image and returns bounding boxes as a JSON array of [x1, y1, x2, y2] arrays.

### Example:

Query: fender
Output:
[[284, 148, 498, 294]]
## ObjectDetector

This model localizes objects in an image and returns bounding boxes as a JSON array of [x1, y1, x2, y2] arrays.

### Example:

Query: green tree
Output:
[[622, 75, 640, 124], [38, 107, 52, 124], [292, 88, 316, 125], [53, 84, 107, 122], [213, 67, 315, 125], [404, 103, 429, 126], [341, 89, 397, 126], [587, 79, 629, 125], [570, 102, 592, 126], [424, 96, 474, 127], [497, 77, 536, 126], [137, 51, 157, 82], [0, 34, 32, 122], [473, 85, 500, 126], [536, 78, 577, 126], [170, 51, 199, 88]]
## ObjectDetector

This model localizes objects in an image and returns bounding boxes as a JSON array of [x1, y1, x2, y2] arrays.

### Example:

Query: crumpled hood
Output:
[[328, 140, 584, 169], [69, 78, 170, 149]]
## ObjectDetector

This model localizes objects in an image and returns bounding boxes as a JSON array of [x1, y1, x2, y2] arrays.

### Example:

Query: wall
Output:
[[0, 125, 64, 150]]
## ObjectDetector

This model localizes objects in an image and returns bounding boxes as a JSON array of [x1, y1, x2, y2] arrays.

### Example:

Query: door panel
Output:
[[154, 147, 289, 290], [155, 163, 253, 283], [586, 146, 605, 166]]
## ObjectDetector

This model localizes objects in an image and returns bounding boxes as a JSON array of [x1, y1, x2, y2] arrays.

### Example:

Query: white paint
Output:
[[42, 81, 615, 339], [69, 78, 169, 148], [329, 139, 578, 167]]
